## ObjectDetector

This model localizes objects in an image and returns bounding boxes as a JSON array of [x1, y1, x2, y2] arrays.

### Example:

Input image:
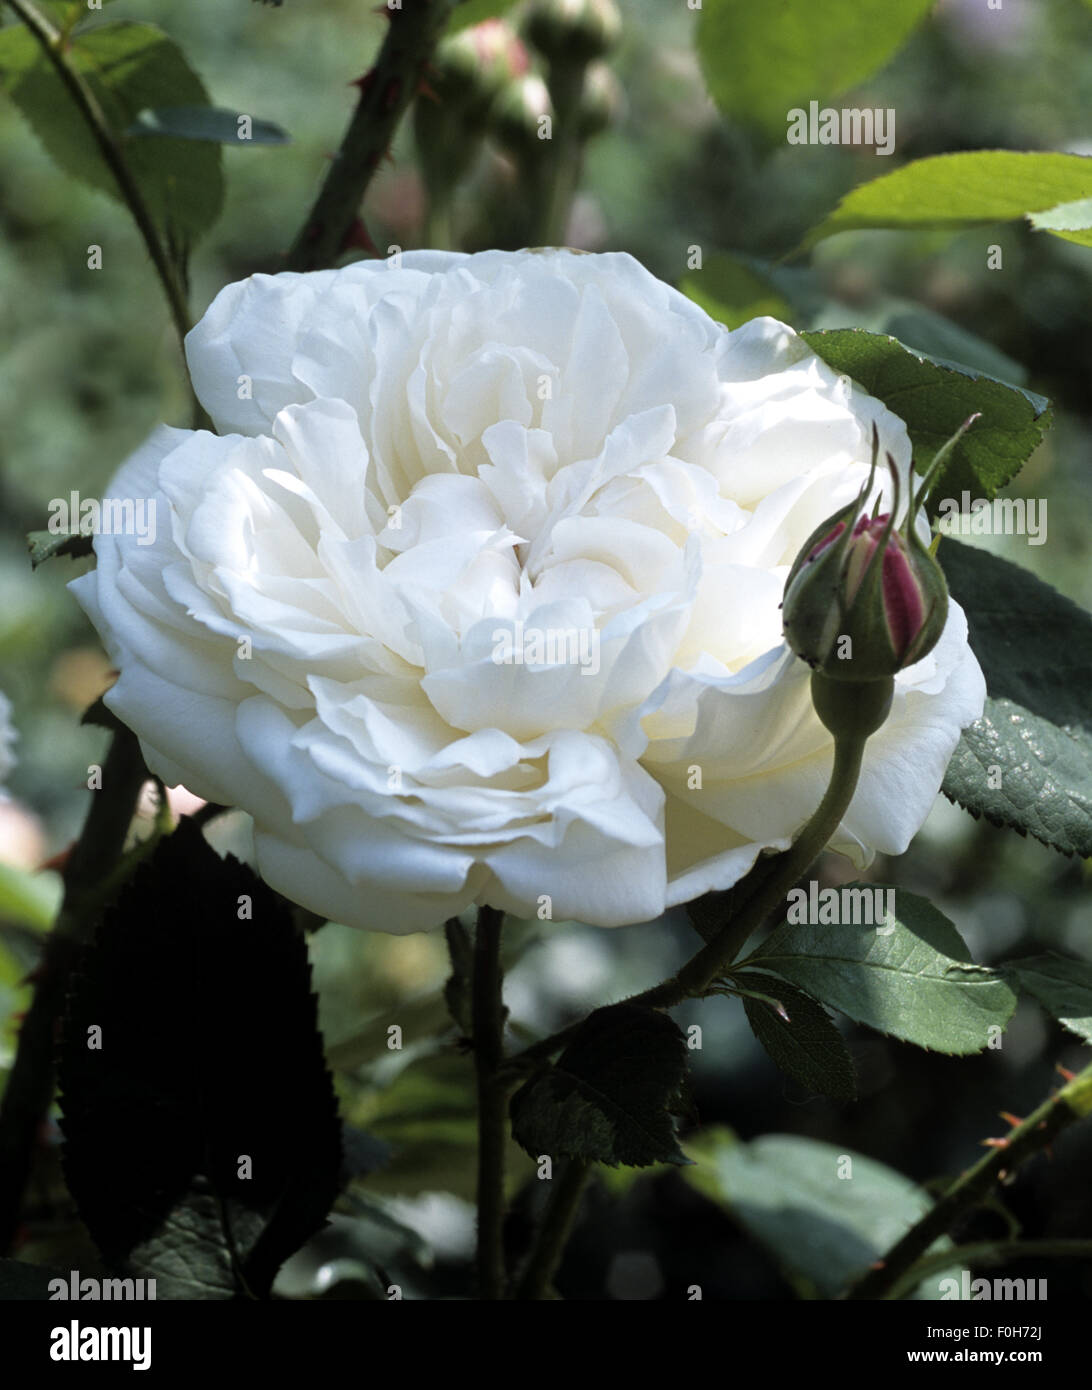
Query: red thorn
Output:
[[417, 77, 440, 104], [38, 846, 72, 874], [342, 217, 380, 257], [351, 68, 376, 95], [1000, 1111, 1024, 1128], [982, 1136, 1009, 1149], [1056, 1064, 1078, 1083]]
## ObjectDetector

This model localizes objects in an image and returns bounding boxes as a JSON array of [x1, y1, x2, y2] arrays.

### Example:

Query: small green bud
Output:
[[577, 62, 621, 138], [488, 73, 554, 162], [522, 0, 622, 65]]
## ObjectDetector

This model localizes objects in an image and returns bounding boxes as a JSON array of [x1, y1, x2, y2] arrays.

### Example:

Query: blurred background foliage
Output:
[[2, 0, 1091, 1299]]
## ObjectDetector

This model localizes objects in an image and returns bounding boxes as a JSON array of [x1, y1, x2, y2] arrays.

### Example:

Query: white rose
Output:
[[71, 250, 985, 932]]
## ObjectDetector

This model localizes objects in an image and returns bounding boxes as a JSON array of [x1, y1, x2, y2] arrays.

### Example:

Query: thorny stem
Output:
[[285, 0, 458, 272], [846, 1062, 1092, 1299], [0, 728, 148, 1253], [472, 905, 508, 1298]]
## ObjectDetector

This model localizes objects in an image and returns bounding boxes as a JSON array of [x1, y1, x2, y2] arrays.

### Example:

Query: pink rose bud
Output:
[[782, 434, 949, 683]]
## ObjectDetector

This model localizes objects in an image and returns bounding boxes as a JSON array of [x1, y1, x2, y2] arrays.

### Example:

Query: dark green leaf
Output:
[[801, 150, 1092, 251], [128, 105, 290, 145], [697, 0, 932, 136], [940, 540, 1092, 857], [684, 1129, 956, 1299], [1008, 954, 1092, 1043], [510, 1003, 691, 1168], [736, 972, 856, 1101], [740, 887, 1017, 1054], [26, 528, 94, 569], [0, 21, 224, 242], [57, 820, 342, 1299], [800, 329, 1052, 514]]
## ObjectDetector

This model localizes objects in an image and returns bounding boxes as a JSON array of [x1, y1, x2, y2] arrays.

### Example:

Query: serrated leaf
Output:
[[26, 528, 94, 569], [128, 105, 290, 145], [736, 971, 856, 1101], [0, 20, 224, 242], [679, 252, 793, 330], [510, 1003, 691, 1168], [801, 150, 1092, 251], [697, 0, 931, 136], [1008, 954, 1092, 1043], [57, 820, 342, 1299], [800, 329, 1052, 513], [940, 540, 1092, 857], [684, 1128, 956, 1299], [740, 888, 1017, 1054]]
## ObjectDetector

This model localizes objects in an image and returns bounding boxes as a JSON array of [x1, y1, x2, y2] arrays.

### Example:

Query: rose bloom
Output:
[[72, 250, 985, 931]]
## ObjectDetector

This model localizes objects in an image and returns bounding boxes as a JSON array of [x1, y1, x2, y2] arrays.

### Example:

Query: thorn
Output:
[[342, 217, 380, 257], [351, 68, 376, 95], [868, 1259, 886, 1271], [1056, 1064, 1078, 1083], [38, 845, 72, 874], [417, 77, 440, 105], [999, 1111, 1024, 1128], [982, 1136, 1009, 1149]]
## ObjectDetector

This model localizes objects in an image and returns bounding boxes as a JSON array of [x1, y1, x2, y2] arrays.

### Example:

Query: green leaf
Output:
[[128, 105, 290, 145], [57, 820, 343, 1299], [1007, 955, 1092, 1044], [940, 540, 1092, 858], [448, 0, 519, 33], [510, 1003, 691, 1168], [679, 252, 793, 330], [740, 887, 1017, 1054], [800, 329, 1052, 513], [697, 0, 932, 136], [801, 150, 1092, 250], [684, 1128, 955, 1299], [25, 528, 94, 569], [1027, 197, 1092, 249], [0, 20, 224, 242], [735, 972, 856, 1101], [0, 861, 61, 933]]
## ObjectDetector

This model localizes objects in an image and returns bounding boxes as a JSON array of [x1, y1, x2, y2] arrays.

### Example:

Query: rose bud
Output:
[[488, 72, 555, 162], [428, 20, 529, 128], [782, 438, 949, 683], [522, 0, 622, 65]]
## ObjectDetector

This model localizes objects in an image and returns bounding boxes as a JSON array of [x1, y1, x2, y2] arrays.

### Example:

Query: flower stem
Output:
[[3, 0, 195, 365], [0, 727, 148, 1253], [285, 0, 458, 272], [502, 676, 892, 1074], [472, 904, 508, 1298], [846, 1062, 1092, 1299], [884, 1238, 1092, 1303], [514, 1158, 590, 1300]]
